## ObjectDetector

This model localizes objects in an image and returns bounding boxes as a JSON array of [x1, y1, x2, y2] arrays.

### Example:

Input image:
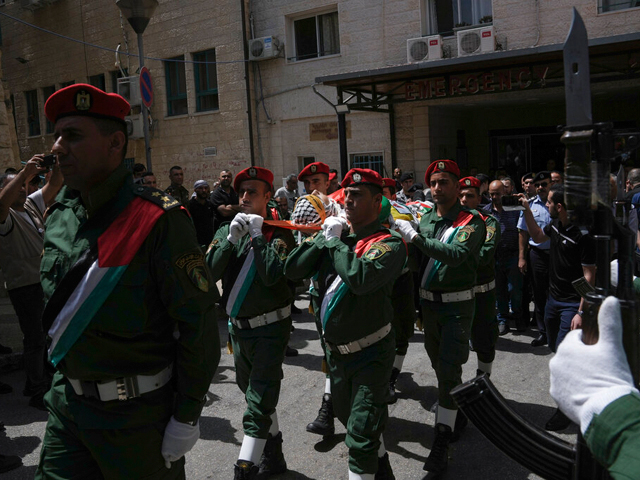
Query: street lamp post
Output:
[[115, 0, 158, 172]]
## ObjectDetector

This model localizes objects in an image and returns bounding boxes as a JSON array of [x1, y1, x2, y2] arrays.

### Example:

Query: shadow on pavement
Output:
[[312, 433, 346, 453], [496, 335, 553, 356], [198, 415, 241, 445]]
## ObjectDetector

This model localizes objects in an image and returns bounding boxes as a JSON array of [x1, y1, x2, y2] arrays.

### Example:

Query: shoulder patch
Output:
[[485, 225, 496, 242], [456, 224, 475, 243], [364, 241, 392, 260], [176, 252, 209, 292], [272, 237, 290, 262], [133, 185, 181, 211]]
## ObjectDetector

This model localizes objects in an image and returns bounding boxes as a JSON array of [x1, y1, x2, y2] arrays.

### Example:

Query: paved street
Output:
[[0, 295, 578, 479]]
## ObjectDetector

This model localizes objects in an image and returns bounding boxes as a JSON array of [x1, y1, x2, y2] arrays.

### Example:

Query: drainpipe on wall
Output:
[[241, 0, 256, 166]]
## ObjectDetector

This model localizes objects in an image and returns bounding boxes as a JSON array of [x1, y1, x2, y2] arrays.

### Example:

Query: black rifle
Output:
[[451, 8, 639, 479]]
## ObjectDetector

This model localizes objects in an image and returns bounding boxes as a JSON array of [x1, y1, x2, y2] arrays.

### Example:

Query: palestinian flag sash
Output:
[[45, 197, 165, 367], [320, 231, 392, 330], [224, 226, 277, 318], [421, 210, 474, 290]]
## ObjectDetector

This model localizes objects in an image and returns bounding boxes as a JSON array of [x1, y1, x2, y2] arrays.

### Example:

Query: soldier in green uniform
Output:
[[36, 84, 220, 479], [285, 168, 406, 480], [205, 166, 295, 480], [395, 160, 486, 475], [459, 176, 500, 379]]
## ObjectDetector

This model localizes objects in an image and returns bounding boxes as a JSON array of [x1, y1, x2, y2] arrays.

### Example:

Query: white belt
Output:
[[419, 288, 475, 303], [230, 305, 291, 329], [474, 280, 496, 294], [67, 364, 173, 402], [327, 323, 392, 355]]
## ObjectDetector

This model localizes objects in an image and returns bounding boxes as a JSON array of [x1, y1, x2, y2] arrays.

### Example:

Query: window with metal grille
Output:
[[88, 73, 106, 92], [164, 56, 188, 116], [290, 10, 340, 61], [193, 49, 219, 112], [423, 0, 492, 36], [25, 90, 40, 137], [350, 153, 384, 176], [598, 0, 640, 12], [42, 85, 55, 134], [297, 156, 315, 172]]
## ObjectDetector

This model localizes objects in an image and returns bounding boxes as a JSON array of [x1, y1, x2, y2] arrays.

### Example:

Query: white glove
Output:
[[227, 213, 250, 244], [161, 416, 200, 468], [549, 296, 639, 434], [394, 219, 418, 243], [322, 217, 348, 240], [246, 214, 264, 239]]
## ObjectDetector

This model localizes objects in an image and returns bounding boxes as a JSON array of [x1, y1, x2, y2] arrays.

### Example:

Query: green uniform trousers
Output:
[[471, 289, 499, 364], [423, 298, 475, 410], [35, 392, 184, 479], [326, 332, 395, 475], [391, 270, 416, 357], [230, 318, 291, 439]]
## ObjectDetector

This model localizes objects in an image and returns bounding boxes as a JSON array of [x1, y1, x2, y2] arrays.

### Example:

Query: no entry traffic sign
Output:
[[139, 66, 153, 108]]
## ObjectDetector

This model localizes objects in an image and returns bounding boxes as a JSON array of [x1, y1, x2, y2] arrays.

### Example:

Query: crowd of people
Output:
[[0, 83, 638, 479]]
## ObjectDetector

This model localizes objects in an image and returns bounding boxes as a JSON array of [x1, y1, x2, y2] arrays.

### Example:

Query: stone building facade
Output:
[[1, 0, 639, 190]]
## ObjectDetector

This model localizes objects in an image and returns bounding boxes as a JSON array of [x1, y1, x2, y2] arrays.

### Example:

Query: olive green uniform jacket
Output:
[[41, 165, 220, 429]]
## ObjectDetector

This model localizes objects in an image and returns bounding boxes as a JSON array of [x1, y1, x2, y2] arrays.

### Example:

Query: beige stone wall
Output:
[[0, 0, 251, 190]]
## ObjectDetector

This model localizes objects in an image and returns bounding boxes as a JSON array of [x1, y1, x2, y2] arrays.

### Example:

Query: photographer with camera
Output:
[[0, 156, 62, 409]]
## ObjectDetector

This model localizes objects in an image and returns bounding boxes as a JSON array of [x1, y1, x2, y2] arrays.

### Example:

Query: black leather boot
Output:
[[423, 423, 452, 474], [306, 393, 335, 436], [258, 431, 287, 476], [233, 460, 259, 480], [387, 367, 400, 404]]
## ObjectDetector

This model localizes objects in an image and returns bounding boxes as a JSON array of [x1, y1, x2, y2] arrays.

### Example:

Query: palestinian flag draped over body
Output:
[[45, 197, 165, 367]]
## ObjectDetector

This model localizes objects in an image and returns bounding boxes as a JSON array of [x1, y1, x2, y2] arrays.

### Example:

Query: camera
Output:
[[40, 154, 56, 167], [502, 194, 525, 211]]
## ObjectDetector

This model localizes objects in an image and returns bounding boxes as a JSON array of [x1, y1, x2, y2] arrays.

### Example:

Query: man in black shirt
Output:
[[210, 169, 240, 232], [188, 180, 215, 247], [519, 185, 595, 431]]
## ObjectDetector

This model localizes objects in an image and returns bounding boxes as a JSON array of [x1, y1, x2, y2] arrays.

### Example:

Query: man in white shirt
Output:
[[0, 157, 63, 409]]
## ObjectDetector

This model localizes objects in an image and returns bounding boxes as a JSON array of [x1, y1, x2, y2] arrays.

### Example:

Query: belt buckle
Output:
[[337, 344, 351, 355], [116, 377, 140, 401]]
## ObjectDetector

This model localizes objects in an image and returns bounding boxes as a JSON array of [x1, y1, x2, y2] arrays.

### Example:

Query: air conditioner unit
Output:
[[407, 35, 442, 63], [117, 76, 141, 106], [125, 114, 144, 139], [248, 36, 280, 61], [457, 26, 496, 56]]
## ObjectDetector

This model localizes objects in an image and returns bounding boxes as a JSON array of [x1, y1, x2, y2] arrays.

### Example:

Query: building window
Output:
[[88, 73, 106, 91], [290, 10, 340, 61], [193, 49, 219, 112], [164, 56, 187, 116], [60, 80, 74, 88], [110, 69, 129, 93], [350, 152, 384, 176], [297, 156, 315, 172], [423, 0, 492, 36], [599, 0, 640, 12], [25, 90, 40, 137], [42, 85, 56, 134]]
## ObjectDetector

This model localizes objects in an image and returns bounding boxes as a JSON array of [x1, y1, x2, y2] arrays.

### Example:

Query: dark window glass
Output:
[[164, 56, 188, 116], [88, 74, 106, 91], [110, 69, 129, 93], [293, 12, 340, 61], [42, 85, 56, 134], [25, 90, 40, 137], [193, 50, 219, 112]]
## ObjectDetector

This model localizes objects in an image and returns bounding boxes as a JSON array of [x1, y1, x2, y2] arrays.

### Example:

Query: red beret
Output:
[[234, 166, 274, 191], [45, 83, 130, 125], [382, 178, 396, 188], [459, 176, 481, 189], [341, 168, 384, 189], [425, 160, 461, 184], [329, 172, 337, 182], [299, 162, 330, 179]]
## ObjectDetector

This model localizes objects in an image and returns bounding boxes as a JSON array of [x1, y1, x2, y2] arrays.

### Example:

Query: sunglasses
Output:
[[535, 182, 548, 188]]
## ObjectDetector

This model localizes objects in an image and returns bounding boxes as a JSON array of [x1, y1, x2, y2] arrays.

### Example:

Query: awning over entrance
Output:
[[316, 32, 640, 112]]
